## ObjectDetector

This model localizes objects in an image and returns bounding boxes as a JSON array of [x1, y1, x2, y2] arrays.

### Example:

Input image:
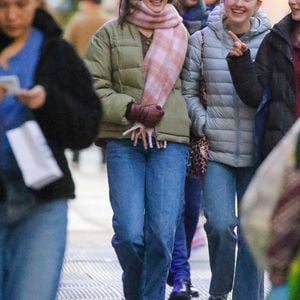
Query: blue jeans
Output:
[[168, 176, 203, 285], [0, 175, 67, 300], [106, 139, 188, 300], [203, 161, 264, 300]]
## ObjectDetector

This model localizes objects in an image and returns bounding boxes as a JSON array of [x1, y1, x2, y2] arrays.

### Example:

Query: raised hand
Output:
[[228, 30, 248, 57]]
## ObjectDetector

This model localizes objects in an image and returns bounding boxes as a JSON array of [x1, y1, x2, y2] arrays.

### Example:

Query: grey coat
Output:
[[182, 4, 271, 167]]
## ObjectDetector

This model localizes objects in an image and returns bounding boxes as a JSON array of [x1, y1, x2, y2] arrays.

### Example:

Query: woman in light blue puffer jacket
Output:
[[181, 1, 271, 299]]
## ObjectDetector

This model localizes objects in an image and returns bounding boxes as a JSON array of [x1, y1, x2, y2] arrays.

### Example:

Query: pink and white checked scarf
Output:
[[126, 1, 188, 107]]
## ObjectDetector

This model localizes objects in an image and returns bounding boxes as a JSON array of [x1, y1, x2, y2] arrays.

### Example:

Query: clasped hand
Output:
[[126, 102, 165, 128], [124, 102, 166, 149]]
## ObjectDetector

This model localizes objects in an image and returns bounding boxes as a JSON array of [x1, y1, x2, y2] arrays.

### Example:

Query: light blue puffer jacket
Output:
[[182, 4, 271, 167]]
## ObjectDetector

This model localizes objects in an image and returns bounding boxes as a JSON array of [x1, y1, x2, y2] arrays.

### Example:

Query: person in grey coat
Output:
[[181, 1, 271, 299]]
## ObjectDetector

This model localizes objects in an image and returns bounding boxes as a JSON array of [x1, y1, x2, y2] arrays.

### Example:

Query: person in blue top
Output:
[[168, 1, 207, 299], [173, 0, 208, 34], [0, 1, 101, 299], [205, 0, 220, 13]]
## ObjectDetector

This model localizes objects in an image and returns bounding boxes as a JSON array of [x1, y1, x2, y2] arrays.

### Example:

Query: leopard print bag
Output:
[[187, 135, 209, 177], [187, 32, 209, 177]]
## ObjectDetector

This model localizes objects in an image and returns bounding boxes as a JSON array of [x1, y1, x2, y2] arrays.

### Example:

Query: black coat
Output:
[[0, 9, 102, 202], [227, 14, 296, 160]]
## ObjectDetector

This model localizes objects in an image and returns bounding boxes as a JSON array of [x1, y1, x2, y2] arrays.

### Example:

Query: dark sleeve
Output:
[[33, 40, 102, 150], [226, 34, 273, 109]]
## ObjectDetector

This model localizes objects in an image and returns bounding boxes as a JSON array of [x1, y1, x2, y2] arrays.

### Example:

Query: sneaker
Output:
[[169, 280, 193, 300], [189, 281, 199, 297], [208, 294, 228, 300]]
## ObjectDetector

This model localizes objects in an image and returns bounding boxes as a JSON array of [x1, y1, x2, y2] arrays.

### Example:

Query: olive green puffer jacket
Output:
[[85, 19, 190, 145]]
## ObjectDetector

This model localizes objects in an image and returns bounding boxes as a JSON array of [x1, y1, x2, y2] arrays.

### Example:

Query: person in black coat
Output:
[[227, 1, 300, 299], [0, 1, 101, 299], [227, 2, 300, 161]]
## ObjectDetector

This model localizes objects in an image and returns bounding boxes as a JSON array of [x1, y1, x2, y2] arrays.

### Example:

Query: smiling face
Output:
[[224, 0, 262, 33], [289, 0, 300, 21], [142, 0, 168, 13], [0, 0, 40, 42]]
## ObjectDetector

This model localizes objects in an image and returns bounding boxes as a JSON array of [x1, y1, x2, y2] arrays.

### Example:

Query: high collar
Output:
[[272, 13, 294, 46], [31, 8, 63, 38]]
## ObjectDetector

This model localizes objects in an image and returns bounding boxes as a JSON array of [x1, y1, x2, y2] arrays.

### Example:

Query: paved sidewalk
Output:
[[58, 146, 268, 299]]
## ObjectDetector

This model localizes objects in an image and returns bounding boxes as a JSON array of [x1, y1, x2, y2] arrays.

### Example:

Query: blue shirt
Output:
[[0, 28, 44, 173]]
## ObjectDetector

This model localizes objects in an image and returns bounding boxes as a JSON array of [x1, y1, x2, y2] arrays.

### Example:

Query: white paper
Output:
[[6, 120, 63, 189], [0, 75, 20, 96]]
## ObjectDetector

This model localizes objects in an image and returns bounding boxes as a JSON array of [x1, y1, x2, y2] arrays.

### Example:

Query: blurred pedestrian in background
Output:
[[84, 0, 190, 298], [266, 163, 300, 300], [64, 0, 110, 169], [173, 0, 208, 34], [0, 1, 101, 299], [182, 1, 271, 299], [167, 0, 207, 299], [204, 0, 219, 12], [237, 119, 300, 300], [64, 0, 110, 57]]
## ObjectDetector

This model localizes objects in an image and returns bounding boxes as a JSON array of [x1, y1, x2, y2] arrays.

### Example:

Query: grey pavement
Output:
[[58, 146, 269, 300]]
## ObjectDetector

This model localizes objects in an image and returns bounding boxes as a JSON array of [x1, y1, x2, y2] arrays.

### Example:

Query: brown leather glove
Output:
[[125, 102, 165, 128]]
